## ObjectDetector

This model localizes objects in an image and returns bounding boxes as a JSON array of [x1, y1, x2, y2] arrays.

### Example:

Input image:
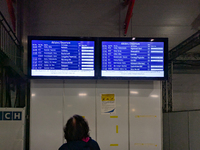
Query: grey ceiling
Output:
[[27, 0, 200, 52]]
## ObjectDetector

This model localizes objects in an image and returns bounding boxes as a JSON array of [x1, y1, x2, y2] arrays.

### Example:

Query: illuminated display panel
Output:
[[101, 39, 168, 79], [30, 39, 95, 77]]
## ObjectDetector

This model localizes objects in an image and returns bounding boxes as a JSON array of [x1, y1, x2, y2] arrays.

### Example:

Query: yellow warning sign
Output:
[[101, 94, 116, 114], [110, 116, 118, 118], [135, 115, 157, 118], [110, 144, 118, 146], [134, 143, 157, 147], [101, 94, 115, 101]]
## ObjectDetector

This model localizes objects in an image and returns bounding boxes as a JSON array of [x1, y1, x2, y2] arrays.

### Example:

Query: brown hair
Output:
[[64, 115, 90, 141]]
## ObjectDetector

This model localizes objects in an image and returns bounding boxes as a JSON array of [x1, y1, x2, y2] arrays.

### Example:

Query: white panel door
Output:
[[63, 80, 96, 140], [163, 113, 170, 150], [0, 108, 25, 150], [189, 111, 200, 150], [129, 81, 162, 150], [30, 79, 63, 150], [169, 112, 189, 150], [96, 80, 129, 150]]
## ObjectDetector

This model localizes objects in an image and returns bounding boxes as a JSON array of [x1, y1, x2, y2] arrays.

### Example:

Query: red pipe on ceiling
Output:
[[124, 0, 135, 36], [6, 0, 16, 32]]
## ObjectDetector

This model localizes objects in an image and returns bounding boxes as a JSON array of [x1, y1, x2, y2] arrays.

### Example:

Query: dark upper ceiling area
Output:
[[28, 0, 200, 50], [15, 0, 197, 73], [130, 0, 200, 50]]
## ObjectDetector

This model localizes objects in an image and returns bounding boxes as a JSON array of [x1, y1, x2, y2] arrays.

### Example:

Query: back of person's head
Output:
[[64, 114, 90, 142]]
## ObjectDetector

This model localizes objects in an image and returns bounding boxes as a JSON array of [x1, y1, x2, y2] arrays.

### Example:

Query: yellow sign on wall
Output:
[[101, 94, 115, 101], [101, 94, 116, 114]]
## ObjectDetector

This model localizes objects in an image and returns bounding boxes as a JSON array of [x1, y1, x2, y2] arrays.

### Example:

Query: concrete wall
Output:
[[173, 74, 200, 111]]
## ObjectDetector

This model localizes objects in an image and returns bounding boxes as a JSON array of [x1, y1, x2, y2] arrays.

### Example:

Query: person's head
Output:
[[64, 114, 90, 142]]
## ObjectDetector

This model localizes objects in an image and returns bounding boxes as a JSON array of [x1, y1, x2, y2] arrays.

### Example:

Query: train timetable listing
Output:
[[102, 41, 164, 71], [32, 40, 95, 71]]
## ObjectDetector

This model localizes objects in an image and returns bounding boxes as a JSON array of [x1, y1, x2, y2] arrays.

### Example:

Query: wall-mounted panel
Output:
[[129, 81, 162, 150], [189, 111, 200, 150], [63, 80, 96, 140], [96, 80, 129, 150], [163, 113, 170, 150], [0, 108, 25, 150], [30, 80, 63, 150], [169, 112, 189, 150], [173, 74, 200, 111]]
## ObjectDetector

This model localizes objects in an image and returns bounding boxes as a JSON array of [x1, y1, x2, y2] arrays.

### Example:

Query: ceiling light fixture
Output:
[[79, 93, 87, 96], [130, 91, 138, 94], [150, 94, 159, 98]]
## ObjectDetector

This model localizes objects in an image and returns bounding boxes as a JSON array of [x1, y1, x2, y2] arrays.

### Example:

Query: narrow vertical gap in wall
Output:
[[167, 62, 173, 112], [168, 113, 171, 150], [95, 80, 97, 141], [161, 81, 164, 149], [188, 112, 190, 150], [62, 79, 65, 143], [25, 80, 30, 150], [2, 68, 6, 107], [128, 80, 130, 150], [0, 66, 2, 107]]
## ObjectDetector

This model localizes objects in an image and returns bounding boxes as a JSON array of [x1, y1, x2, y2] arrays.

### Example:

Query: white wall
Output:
[[30, 80, 162, 150], [63, 80, 96, 140], [130, 81, 162, 150], [96, 81, 129, 150], [30, 80, 63, 150]]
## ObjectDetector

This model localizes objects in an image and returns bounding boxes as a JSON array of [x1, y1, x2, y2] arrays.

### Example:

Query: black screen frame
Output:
[[28, 36, 98, 79], [99, 37, 168, 80]]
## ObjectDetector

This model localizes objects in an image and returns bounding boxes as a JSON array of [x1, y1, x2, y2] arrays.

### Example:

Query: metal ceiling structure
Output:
[[120, 0, 200, 64], [169, 30, 200, 61], [122, 0, 200, 72], [131, 1, 200, 73]]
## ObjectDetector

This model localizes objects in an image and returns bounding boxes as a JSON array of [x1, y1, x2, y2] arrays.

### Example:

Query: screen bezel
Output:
[[28, 36, 98, 79], [99, 37, 168, 80]]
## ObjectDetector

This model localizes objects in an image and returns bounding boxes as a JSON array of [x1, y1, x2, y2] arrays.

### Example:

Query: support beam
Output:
[[169, 30, 200, 60], [167, 62, 173, 112], [173, 60, 200, 65], [173, 60, 200, 73], [0, 67, 2, 107], [0, 67, 6, 107], [162, 81, 167, 112], [176, 52, 200, 60], [124, 0, 135, 35], [0, 48, 26, 80]]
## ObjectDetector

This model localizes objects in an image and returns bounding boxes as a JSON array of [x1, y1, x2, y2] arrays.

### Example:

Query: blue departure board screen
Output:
[[31, 40, 95, 77], [101, 41, 165, 77]]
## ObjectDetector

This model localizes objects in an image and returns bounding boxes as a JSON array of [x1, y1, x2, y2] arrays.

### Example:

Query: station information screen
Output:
[[101, 41, 165, 77], [31, 40, 95, 77]]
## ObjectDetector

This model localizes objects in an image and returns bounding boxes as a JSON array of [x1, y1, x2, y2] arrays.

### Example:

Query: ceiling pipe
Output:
[[124, 0, 135, 36], [6, 0, 16, 32]]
